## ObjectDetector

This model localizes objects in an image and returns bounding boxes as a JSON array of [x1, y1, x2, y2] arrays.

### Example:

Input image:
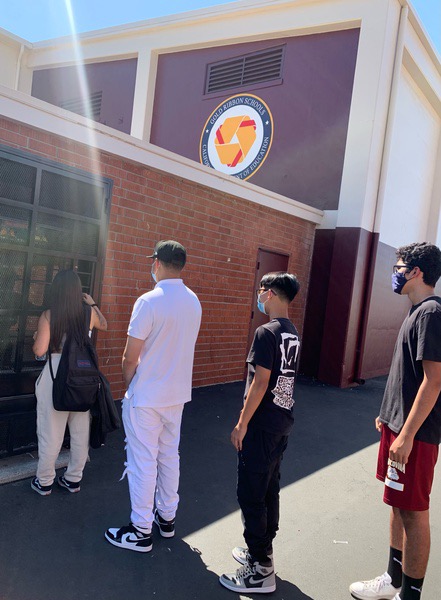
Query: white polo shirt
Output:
[[126, 279, 202, 408]]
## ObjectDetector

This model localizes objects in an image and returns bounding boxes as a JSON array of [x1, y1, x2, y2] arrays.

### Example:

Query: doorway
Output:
[[246, 248, 289, 356]]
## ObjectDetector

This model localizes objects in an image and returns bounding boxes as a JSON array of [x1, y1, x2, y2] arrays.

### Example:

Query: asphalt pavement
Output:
[[0, 377, 440, 600]]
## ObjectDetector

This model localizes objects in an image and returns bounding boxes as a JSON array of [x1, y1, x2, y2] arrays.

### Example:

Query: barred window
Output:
[[0, 146, 111, 404]]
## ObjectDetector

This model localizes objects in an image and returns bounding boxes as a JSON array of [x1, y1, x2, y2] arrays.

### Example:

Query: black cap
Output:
[[148, 240, 187, 268]]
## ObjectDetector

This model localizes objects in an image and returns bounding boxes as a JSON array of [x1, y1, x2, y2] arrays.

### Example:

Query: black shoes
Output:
[[153, 509, 175, 538], [31, 477, 52, 496], [58, 475, 81, 493]]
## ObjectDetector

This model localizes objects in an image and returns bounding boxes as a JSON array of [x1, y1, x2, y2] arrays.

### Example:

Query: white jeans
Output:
[[35, 354, 90, 486], [122, 398, 184, 531]]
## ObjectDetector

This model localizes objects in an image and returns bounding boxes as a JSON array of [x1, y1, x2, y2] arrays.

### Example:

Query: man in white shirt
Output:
[[105, 240, 202, 552]]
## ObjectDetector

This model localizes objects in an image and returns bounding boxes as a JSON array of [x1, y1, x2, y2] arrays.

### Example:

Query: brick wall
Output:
[[0, 117, 316, 399]]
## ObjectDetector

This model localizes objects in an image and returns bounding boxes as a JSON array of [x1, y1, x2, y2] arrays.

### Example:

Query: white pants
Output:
[[122, 398, 184, 531], [35, 354, 90, 486]]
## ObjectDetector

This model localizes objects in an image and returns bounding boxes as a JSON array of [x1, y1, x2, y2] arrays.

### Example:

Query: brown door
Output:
[[245, 249, 289, 357]]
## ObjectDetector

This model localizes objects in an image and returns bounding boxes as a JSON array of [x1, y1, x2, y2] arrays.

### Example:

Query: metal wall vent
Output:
[[59, 90, 103, 120], [205, 46, 284, 94]]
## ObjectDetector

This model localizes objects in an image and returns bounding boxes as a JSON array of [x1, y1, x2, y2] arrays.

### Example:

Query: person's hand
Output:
[[389, 433, 413, 466], [375, 416, 383, 432], [231, 423, 247, 451], [82, 293, 95, 306]]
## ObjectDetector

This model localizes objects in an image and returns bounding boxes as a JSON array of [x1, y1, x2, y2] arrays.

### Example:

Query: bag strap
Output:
[[84, 303, 92, 333], [48, 348, 55, 382]]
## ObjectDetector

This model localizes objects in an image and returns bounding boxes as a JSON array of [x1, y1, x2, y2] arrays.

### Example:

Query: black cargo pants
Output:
[[237, 425, 288, 563]]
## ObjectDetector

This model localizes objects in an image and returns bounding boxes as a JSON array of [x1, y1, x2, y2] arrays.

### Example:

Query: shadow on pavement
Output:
[[0, 377, 385, 600], [178, 377, 384, 537]]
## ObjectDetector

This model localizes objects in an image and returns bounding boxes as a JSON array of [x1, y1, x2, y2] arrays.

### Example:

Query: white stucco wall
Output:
[[379, 67, 440, 248]]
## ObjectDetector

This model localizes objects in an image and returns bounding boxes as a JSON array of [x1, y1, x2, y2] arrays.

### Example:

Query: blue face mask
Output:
[[391, 271, 408, 295], [151, 264, 157, 283], [257, 290, 269, 314]]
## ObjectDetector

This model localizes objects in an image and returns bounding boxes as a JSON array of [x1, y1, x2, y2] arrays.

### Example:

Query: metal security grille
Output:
[[59, 90, 103, 120], [0, 157, 36, 204], [0, 145, 112, 455], [205, 46, 285, 94]]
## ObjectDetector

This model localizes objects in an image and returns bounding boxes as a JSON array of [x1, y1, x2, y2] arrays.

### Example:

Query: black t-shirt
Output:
[[379, 296, 441, 445], [245, 318, 300, 436]]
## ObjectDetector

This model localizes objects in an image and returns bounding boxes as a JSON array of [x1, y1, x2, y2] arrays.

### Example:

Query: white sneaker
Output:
[[104, 523, 152, 553], [220, 558, 276, 594], [350, 572, 401, 599]]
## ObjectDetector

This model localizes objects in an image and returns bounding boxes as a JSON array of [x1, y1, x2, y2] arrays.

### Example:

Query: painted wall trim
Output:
[[0, 27, 32, 49], [0, 85, 323, 225], [317, 210, 338, 230], [373, 5, 408, 236]]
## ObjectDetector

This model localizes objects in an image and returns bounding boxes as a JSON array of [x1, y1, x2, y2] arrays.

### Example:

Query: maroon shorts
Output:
[[376, 424, 439, 511]]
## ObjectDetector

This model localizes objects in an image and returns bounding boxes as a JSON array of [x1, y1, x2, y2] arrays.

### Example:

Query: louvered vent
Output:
[[59, 91, 103, 120], [206, 46, 284, 94]]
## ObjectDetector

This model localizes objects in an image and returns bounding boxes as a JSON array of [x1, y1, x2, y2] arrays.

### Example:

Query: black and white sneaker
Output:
[[219, 557, 276, 594], [104, 523, 153, 553], [232, 546, 273, 566], [58, 475, 81, 493], [31, 477, 52, 496], [153, 509, 175, 538]]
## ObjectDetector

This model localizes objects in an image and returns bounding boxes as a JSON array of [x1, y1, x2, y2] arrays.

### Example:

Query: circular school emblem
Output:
[[200, 94, 273, 181]]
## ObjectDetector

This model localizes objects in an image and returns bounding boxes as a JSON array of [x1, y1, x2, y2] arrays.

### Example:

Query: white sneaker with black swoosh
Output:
[[104, 523, 152, 553], [219, 557, 276, 594]]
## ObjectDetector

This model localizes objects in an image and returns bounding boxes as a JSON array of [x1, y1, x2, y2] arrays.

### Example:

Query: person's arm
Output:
[[231, 365, 271, 451], [83, 293, 107, 331], [32, 311, 50, 357], [389, 359, 441, 464], [122, 335, 144, 388]]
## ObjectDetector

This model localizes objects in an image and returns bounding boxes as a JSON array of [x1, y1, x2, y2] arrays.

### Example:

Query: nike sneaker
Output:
[[104, 523, 153, 553], [153, 509, 175, 538], [350, 572, 401, 599], [232, 546, 273, 565], [219, 557, 276, 594]]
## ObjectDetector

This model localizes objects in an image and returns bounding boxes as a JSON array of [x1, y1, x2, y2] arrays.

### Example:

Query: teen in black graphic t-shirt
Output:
[[245, 318, 300, 436], [219, 272, 300, 596], [350, 242, 441, 600]]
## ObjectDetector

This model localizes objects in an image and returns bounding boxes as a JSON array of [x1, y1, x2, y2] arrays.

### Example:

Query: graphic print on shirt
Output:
[[272, 333, 300, 410]]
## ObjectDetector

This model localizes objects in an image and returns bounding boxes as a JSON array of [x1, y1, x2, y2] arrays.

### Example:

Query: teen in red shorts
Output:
[[350, 242, 441, 600]]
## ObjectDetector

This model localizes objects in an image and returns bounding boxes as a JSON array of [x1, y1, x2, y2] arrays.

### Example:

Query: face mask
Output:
[[151, 263, 157, 283], [391, 271, 408, 295], [257, 290, 269, 314]]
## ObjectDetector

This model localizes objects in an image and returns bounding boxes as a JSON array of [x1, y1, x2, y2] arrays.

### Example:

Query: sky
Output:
[[0, 0, 440, 55]]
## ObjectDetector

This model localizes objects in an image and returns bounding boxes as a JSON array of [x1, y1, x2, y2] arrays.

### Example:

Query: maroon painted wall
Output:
[[31, 59, 138, 135], [317, 227, 373, 387], [300, 228, 336, 377], [151, 29, 359, 211]]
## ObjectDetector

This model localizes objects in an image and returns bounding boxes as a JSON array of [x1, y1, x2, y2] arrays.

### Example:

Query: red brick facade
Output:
[[0, 117, 316, 399]]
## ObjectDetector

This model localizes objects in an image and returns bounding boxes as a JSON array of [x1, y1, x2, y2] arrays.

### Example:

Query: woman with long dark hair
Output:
[[31, 269, 107, 495]]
